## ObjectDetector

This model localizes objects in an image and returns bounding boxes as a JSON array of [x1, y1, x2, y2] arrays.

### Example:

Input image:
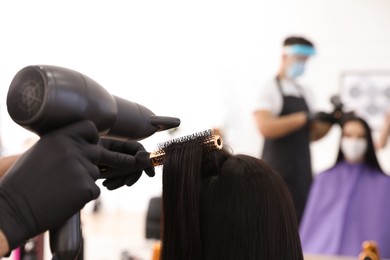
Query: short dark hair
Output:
[[283, 36, 314, 48]]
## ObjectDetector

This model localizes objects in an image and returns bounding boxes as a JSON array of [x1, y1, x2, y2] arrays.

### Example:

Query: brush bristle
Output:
[[150, 129, 222, 166], [157, 129, 213, 149]]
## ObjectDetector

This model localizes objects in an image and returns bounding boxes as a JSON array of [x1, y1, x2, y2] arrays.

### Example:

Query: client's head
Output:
[[161, 135, 303, 260], [336, 115, 383, 172]]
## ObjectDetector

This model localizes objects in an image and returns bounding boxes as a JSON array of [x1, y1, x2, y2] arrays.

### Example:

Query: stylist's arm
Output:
[[0, 120, 101, 257]]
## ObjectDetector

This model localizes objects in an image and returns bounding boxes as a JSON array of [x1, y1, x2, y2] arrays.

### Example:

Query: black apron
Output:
[[261, 77, 312, 224]]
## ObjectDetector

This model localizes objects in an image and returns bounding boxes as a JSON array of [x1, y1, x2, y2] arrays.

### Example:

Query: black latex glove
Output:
[[308, 111, 338, 125], [98, 138, 155, 190], [0, 120, 101, 251]]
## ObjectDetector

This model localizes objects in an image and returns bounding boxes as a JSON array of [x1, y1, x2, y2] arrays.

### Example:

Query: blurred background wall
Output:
[[0, 0, 389, 214]]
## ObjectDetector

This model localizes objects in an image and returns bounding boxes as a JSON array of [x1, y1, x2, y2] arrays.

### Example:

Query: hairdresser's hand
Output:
[[308, 111, 337, 125], [98, 138, 155, 190], [0, 120, 101, 253]]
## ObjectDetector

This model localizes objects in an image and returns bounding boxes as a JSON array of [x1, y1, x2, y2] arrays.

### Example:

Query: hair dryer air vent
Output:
[[7, 66, 46, 123]]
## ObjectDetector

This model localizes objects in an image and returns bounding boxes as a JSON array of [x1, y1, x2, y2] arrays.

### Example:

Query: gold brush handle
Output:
[[149, 134, 223, 166], [358, 240, 381, 260]]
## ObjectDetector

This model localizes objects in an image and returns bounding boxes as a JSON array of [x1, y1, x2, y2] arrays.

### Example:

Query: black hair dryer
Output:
[[7, 65, 180, 139], [330, 94, 355, 124], [6, 65, 181, 260]]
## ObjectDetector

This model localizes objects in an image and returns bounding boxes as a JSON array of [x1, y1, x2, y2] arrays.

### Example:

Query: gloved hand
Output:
[[98, 138, 155, 190], [308, 111, 338, 125], [0, 120, 101, 251]]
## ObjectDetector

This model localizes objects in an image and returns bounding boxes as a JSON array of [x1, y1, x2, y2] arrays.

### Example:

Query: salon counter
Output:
[[305, 255, 354, 260], [305, 254, 387, 260]]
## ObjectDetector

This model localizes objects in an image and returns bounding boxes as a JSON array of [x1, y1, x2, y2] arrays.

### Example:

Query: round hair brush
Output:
[[150, 129, 223, 166], [358, 240, 381, 260]]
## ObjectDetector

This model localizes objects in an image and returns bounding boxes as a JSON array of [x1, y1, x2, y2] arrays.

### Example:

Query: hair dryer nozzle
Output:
[[150, 116, 181, 131], [107, 96, 180, 140]]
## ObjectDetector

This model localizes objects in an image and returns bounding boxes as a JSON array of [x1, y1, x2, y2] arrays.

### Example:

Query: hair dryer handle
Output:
[[49, 212, 81, 260]]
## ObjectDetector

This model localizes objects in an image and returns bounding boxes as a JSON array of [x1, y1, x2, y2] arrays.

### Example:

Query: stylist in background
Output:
[[253, 36, 333, 224]]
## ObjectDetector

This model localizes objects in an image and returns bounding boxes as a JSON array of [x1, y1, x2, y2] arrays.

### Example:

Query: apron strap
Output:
[[275, 76, 306, 99]]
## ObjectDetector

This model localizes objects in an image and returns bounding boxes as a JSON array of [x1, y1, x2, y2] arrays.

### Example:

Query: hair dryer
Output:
[[330, 94, 356, 124], [6, 65, 180, 260], [6, 65, 180, 140]]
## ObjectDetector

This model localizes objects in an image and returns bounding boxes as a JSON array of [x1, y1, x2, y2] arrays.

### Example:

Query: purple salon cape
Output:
[[299, 161, 390, 258]]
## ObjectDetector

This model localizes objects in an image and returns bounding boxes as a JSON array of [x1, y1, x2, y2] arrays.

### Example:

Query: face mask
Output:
[[286, 61, 306, 78], [341, 137, 367, 163]]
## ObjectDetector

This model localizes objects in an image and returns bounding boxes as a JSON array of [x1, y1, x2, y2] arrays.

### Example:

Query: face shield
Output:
[[283, 44, 316, 79]]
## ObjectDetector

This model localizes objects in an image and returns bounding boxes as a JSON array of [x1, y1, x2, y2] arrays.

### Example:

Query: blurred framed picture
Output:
[[339, 71, 390, 131]]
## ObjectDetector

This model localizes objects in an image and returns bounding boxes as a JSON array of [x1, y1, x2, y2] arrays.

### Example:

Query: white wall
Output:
[[1, 0, 390, 213]]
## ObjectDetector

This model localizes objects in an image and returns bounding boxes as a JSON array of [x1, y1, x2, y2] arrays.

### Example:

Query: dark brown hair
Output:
[[161, 136, 304, 260], [283, 36, 314, 48]]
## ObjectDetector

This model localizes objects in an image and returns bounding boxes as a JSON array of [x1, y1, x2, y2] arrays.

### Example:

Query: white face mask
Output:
[[341, 137, 367, 163]]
